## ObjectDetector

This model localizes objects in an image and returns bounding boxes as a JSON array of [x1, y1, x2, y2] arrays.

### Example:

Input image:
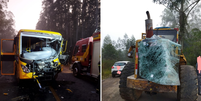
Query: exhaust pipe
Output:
[[145, 11, 153, 38]]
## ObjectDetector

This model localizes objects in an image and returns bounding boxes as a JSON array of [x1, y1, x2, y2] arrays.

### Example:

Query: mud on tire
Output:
[[119, 62, 143, 101], [177, 65, 198, 101]]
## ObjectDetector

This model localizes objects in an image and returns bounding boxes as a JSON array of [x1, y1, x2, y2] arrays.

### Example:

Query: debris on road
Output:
[[3, 93, 8, 96], [11, 95, 29, 101], [66, 89, 72, 93]]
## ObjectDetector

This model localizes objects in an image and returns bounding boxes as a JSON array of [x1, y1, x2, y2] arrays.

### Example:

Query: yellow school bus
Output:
[[1, 29, 67, 86]]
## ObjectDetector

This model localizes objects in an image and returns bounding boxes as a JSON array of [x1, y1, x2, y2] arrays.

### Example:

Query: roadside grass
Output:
[[102, 59, 116, 80]]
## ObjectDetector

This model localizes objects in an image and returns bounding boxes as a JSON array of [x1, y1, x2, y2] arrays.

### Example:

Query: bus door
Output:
[[1, 39, 15, 75]]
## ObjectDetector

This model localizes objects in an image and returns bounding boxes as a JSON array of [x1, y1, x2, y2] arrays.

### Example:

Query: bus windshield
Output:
[[21, 36, 61, 60]]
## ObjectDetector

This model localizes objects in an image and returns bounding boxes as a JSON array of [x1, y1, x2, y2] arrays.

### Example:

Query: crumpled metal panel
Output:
[[138, 35, 181, 85], [23, 47, 56, 60]]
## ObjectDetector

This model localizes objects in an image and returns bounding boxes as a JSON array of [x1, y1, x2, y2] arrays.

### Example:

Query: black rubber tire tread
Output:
[[119, 62, 143, 101], [73, 63, 81, 77], [177, 65, 198, 101], [112, 74, 115, 78]]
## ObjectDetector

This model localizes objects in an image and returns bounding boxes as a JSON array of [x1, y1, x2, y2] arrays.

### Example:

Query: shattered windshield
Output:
[[21, 36, 61, 60], [138, 35, 181, 85]]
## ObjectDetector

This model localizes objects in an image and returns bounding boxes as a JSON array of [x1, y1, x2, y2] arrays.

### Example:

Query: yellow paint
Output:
[[61, 66, 63, 72], [134, 74, 137, 78], [83, 44, 90, 58], [141, 33, 146, 39], [66, 89, 73, 92], [53, 58, 59, 62], [19, 29, 61, 36], [18, 61, 33, 79], [93, 34, 100, 40], [134, 39, 143, 78], [49, 86, 61, 101], [180, 54, 187, 63]]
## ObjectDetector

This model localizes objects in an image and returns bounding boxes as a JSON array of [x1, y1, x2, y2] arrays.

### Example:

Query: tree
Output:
[[183, 28, 201, 65], [160, 8, 179, 28], [102, 35, 118, 59], [0, 0, 16, 38], [36, 0, 100, 52], [153, 0, 201, 48]]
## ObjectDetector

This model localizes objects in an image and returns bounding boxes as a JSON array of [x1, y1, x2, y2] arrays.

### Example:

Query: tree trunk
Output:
[[179, 0, 185, 50]]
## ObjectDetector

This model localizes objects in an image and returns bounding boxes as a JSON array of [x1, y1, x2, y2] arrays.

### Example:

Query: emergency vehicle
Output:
[[71, 29, 100, 79]]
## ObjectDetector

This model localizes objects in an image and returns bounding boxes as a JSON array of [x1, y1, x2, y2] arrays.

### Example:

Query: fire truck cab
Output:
[[71, 29, 100, 79]]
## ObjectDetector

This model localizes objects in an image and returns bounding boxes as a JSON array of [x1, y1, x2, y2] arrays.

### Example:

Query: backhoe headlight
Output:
[[21, 65, 30, 73]]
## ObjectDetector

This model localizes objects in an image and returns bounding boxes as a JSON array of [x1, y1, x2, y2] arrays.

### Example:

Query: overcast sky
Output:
[[7, 0, 42, 32], [7, 0, 165, 43], [101, 0, 165, 45]]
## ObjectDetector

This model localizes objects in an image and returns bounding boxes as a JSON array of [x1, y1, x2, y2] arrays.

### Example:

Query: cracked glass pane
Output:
[[138, 35, 181, 85]]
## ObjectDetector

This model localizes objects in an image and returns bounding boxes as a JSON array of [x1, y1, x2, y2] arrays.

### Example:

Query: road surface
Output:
[[102, 76, 201, 101], [0, 65, 99, 101]]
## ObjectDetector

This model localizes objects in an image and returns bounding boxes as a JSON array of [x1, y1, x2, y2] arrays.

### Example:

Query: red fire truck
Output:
[[71, 29, 100, 79]]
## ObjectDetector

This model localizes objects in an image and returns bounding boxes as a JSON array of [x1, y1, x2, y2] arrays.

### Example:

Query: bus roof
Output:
[[18, 29, 62, 36]]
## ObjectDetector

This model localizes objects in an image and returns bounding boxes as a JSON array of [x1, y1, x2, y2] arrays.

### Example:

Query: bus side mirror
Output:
[[62, 40, 68, 54]]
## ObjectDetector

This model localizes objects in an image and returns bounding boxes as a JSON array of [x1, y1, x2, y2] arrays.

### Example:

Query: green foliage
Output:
[[36, 0, 100, 55], [160, 8, 179, 28], [103, 35, 112, 46], [102, 59, 116, 79], [102, 34, 135, 79], [0, 0, 16, 38], [154, 0, 201, 46], [102, 35, 118, 59], [102, 43, 118, 59], [183, 28, 201, 65]]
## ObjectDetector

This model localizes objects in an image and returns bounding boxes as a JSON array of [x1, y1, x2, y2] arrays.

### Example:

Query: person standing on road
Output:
[[196, 60, 201, 95]]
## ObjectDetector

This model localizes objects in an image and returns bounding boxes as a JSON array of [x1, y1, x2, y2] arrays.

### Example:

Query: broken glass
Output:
[[138, 35, 181, 85], [21, 36, 61, 60]]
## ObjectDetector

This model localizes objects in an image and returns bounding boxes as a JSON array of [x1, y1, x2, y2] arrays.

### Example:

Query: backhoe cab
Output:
[[119, 11, 198, 101]]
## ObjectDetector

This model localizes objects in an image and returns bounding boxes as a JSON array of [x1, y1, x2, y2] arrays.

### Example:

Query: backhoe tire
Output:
[[177, 65, 198, 101], [119, 62, 143, 101]]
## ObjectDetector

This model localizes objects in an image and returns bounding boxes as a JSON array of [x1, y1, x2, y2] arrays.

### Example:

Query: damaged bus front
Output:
[[14, 29, 67, 83]]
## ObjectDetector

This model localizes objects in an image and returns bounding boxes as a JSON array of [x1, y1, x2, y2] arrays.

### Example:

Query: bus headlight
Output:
[[54, 62, 58, 67], [21, 65, 30, 73]]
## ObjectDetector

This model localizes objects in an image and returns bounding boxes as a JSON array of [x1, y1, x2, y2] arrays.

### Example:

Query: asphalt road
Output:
[[0, 65, 99, 101], [102, 76, 201, 101]]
